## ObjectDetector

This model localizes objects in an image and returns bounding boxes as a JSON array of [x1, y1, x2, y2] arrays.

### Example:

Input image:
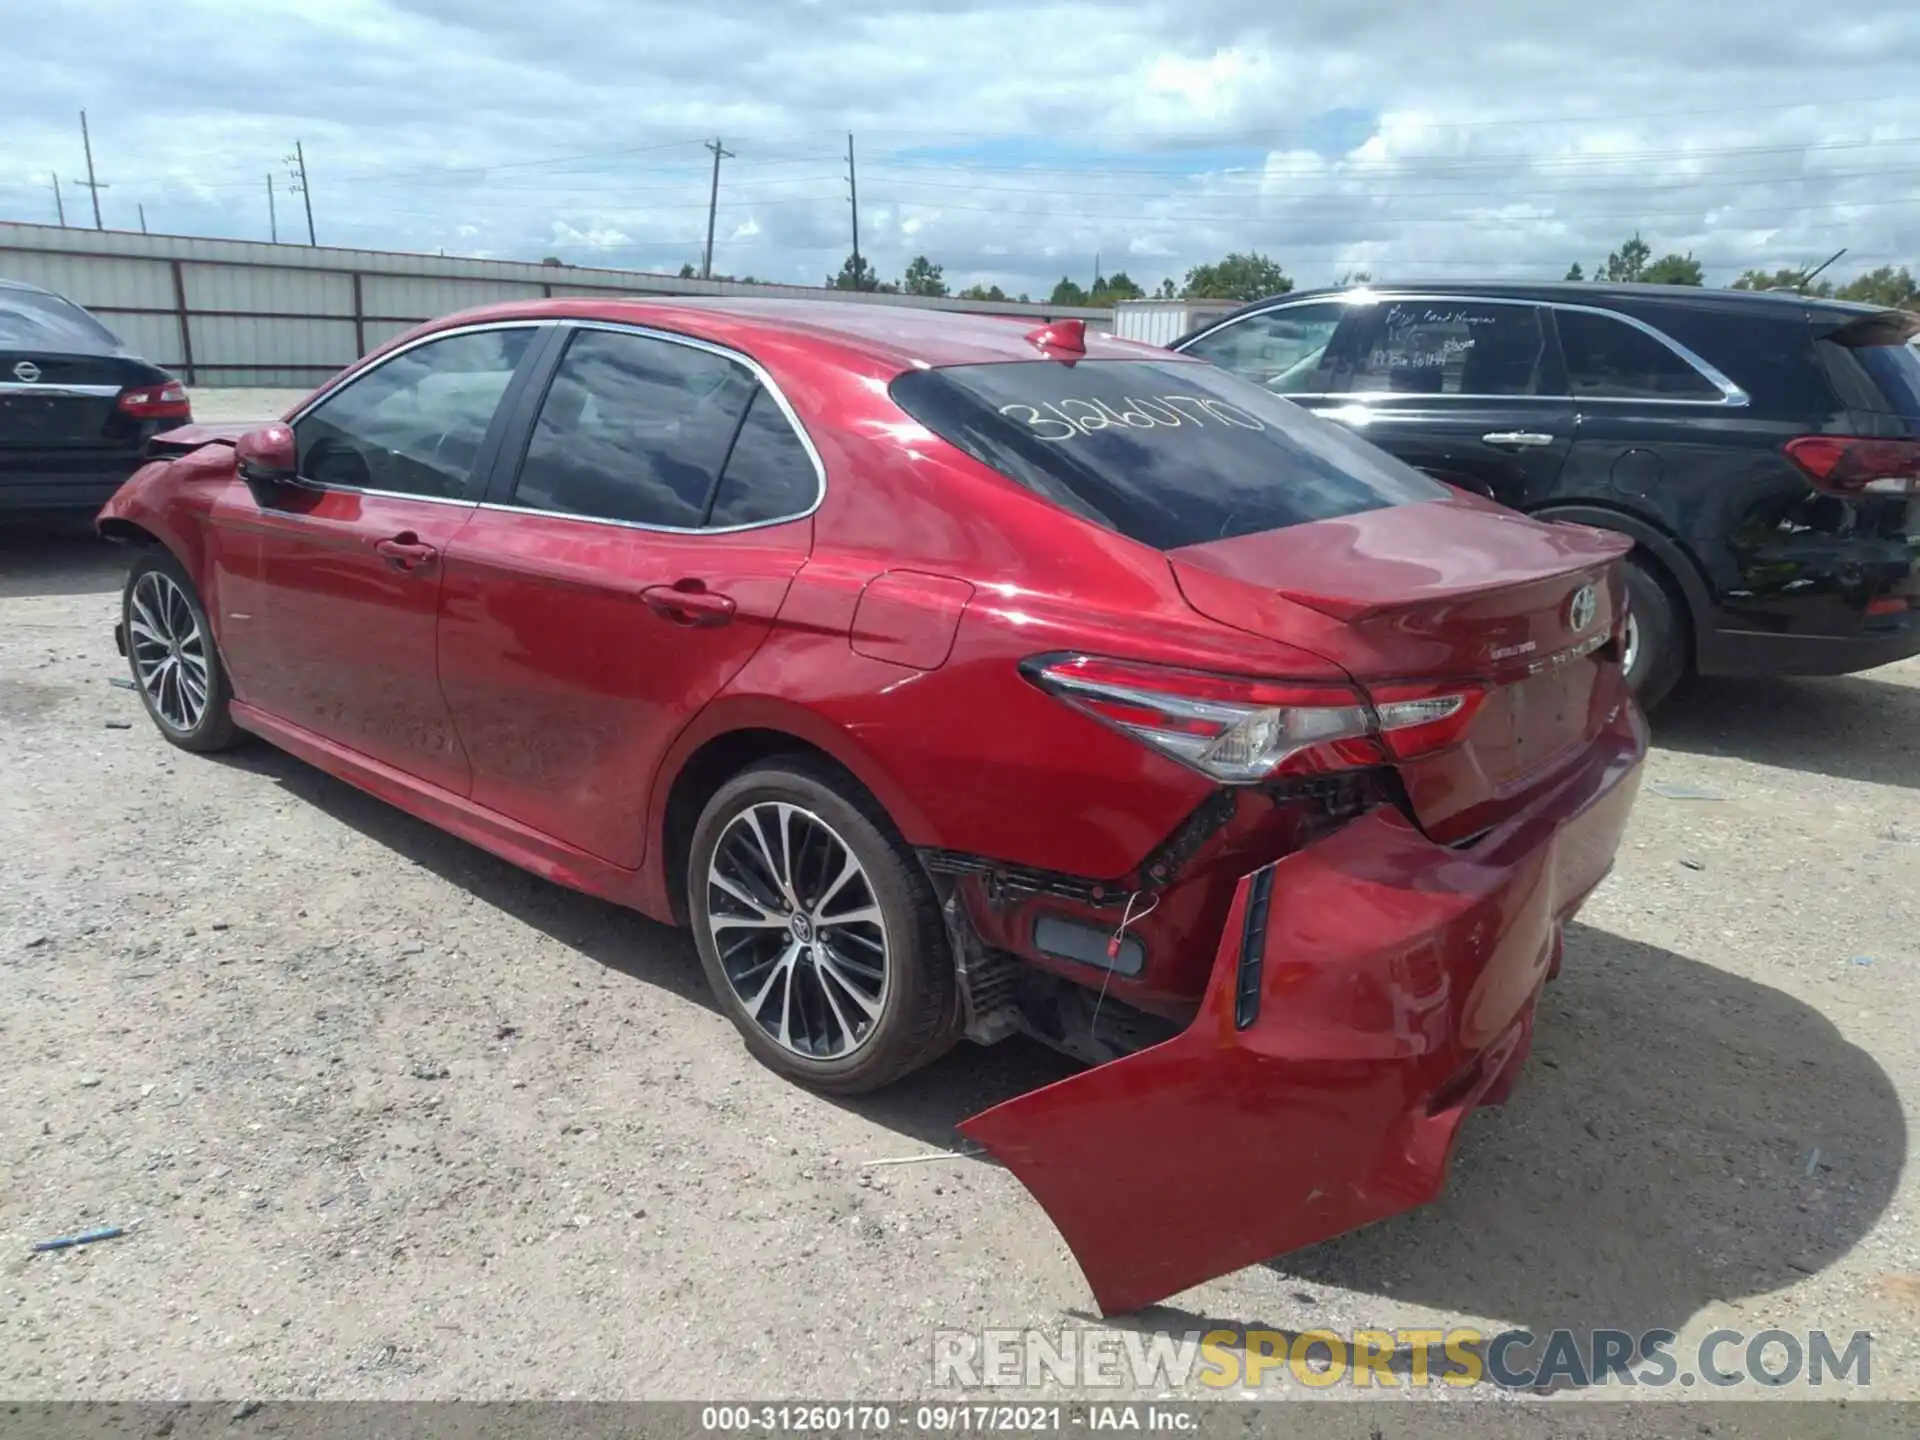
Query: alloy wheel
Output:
[[705, 802, 890, 1060], [1622, 612, 1642, 680], [128, 570, 211, 734]]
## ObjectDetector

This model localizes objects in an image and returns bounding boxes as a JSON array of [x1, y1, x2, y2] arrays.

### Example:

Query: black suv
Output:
[[1174, 283, 1920, 706]]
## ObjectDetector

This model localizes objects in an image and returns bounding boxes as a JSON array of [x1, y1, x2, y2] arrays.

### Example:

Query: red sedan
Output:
[[99, 299, 1646, 1315]]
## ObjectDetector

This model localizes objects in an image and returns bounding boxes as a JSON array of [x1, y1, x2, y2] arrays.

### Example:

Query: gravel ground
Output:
[[1, 405, 1916, 1403]]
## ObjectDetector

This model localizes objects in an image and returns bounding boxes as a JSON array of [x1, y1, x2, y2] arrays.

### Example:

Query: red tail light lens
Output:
[[117, 381, 192, 420], [1784, 436, 1920, 496], [1024, 655, 1483, 783]]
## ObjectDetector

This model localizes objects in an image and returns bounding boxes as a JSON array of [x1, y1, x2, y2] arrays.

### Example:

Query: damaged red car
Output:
[[98, 299, 1646, 1315]]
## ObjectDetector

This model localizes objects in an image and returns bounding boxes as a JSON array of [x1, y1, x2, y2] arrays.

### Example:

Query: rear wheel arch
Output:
[[654, 714, 928, 926]]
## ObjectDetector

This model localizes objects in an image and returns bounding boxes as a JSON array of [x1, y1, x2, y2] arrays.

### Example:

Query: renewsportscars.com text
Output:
[[932, 1326, 1873, 1391]]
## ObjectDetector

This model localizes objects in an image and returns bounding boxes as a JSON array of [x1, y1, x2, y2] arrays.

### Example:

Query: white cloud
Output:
[[1, 0, 1916, 296]]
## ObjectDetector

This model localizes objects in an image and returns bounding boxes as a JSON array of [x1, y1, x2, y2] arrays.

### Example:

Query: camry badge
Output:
[[1566, 583, 1599, 634], [12, 360, 41, 383]]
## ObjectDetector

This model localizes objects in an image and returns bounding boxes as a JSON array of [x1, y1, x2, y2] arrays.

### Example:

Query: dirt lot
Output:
[[1, 397, 1916, 1401]]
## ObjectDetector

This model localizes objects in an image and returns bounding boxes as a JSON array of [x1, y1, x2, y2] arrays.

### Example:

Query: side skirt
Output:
[[229, 701, 659, 917]]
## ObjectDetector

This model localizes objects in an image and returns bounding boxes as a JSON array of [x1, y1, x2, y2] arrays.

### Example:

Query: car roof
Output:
[[414, 295, 1172, 370], [1212, 280, 1897, 326]]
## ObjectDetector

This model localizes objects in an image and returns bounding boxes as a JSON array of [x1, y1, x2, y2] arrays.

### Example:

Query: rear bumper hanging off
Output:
[[960, 699, 1648, 1316]]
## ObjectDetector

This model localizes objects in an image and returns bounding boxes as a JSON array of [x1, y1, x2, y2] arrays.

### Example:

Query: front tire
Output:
[[687, 758, 956, 1095], [1621, 553, 1687, 712], [122, 549, 240, 752]]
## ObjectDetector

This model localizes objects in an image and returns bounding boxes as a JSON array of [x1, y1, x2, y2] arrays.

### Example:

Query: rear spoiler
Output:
[[145, 421, 256, 459], [1817, 309, 1920, 349]]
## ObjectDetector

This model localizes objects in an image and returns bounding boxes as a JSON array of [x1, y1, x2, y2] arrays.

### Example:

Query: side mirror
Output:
[[235, 423, 299, 487]]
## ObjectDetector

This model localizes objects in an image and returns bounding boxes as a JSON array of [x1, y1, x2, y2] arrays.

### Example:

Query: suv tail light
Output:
[[1024, 655, 1483, 783], [116, 381, 192, 420], [1784, 436, 1920, 496]]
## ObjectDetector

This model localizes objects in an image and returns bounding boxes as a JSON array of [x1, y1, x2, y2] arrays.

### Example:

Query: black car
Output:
[[1174, 282, 1920, 706], [1, 278, 192, 516]]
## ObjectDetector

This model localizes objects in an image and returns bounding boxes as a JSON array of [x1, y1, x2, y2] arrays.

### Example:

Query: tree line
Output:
[[673, 238, 1918, 310]]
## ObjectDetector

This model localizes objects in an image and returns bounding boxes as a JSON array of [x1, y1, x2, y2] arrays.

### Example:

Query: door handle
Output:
[[375, 533, 439, 570], [641, 582, 737, 628], [1481, 431, 1556, 448]]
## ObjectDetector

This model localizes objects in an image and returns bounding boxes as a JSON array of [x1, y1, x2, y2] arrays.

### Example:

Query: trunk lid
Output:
[[1169, 493, 1633, 841], [0, 349, 150, 448]]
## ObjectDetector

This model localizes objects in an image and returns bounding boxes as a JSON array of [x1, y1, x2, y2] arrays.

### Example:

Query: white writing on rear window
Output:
[[999, 394, 1267, 442]]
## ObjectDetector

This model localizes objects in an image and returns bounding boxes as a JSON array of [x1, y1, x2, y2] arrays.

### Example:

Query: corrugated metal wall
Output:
[[1109, 299, 1239, 347], [0, 222, 1111, 387]]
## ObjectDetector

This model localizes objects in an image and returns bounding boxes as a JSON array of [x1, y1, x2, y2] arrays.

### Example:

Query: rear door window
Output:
[[1348, 301, 1548, 397], [889, 358, 1446, 550], [508, 329, 757, 527], [1555, 308, 1723, 401], [706, 387, 819, 527], [1179, 303, 1354, 394]]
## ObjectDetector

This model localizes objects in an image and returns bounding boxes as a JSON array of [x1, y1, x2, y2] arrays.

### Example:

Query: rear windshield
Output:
[[889, 358, 1446, 549], [0, 289, 123, 350]]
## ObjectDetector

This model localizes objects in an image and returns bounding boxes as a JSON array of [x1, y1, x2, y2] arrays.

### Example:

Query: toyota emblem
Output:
[[12, 360, 41, 383], [1566, 584, 1599, 634]]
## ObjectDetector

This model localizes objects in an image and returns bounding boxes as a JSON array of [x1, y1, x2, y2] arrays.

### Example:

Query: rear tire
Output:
[[687, 758, 956, 1095], [122, 549, 241, 753], [1622, 552, 1687, 712]]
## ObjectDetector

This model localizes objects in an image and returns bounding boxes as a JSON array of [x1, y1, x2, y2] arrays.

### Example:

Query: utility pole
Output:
[[701, 137, 734, 280], [1092, 250, 1100, 296], [267, 173, 278, 242], [51, 173, 67, 227], [76, 110, 110, 230], [138, 203, 148, 235], [286, 141, 315, 245], [846, 132, 861, 289]]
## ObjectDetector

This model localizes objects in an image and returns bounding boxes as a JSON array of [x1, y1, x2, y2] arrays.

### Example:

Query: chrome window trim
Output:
[[0, 381, 123, 397], [485, 318, 826, 536], [285, 318, 548, 429], [1179, 291, 1750, 408]]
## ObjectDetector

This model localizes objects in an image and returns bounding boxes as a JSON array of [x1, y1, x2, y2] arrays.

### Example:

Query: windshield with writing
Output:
[[889, 359, 1446, 550]]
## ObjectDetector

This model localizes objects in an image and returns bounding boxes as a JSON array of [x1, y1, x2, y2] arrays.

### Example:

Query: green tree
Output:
[[957, 282, 1008, 301], [1730, 267, 1830, 295], [1564, 262, 1585, 281], [678, 262, 698, 279], [1600, 235, 1654, 282], [1835, 265, 1919, 309], [1048, 277, 1090, 306], [1337, 269, 1374, 287], [827, 253, 881, 291], [1087, 270, 1146, 307], [1641, 252, 1704, 286], [902, 255, 948, 297], [1157, 277, 1178, 298], [1181, 251, 1292, 302]]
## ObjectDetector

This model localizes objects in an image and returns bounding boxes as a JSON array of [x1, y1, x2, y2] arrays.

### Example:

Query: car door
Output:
[[207, 323, 544, 795], [435, 323, 820, 868], [1326, 297, 1574, 507]]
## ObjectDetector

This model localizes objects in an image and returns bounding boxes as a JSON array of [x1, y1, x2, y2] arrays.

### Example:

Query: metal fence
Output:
[[0, 222, 1111, 387]]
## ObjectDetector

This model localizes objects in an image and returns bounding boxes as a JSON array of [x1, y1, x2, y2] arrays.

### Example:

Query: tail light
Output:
[[116, 381, 192, 420], [1784, 436, 1920, 496], [1023, 655, 1483, 783]]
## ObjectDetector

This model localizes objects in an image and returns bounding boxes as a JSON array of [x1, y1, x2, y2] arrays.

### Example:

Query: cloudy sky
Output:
[[4, 0, 1919, 296]]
